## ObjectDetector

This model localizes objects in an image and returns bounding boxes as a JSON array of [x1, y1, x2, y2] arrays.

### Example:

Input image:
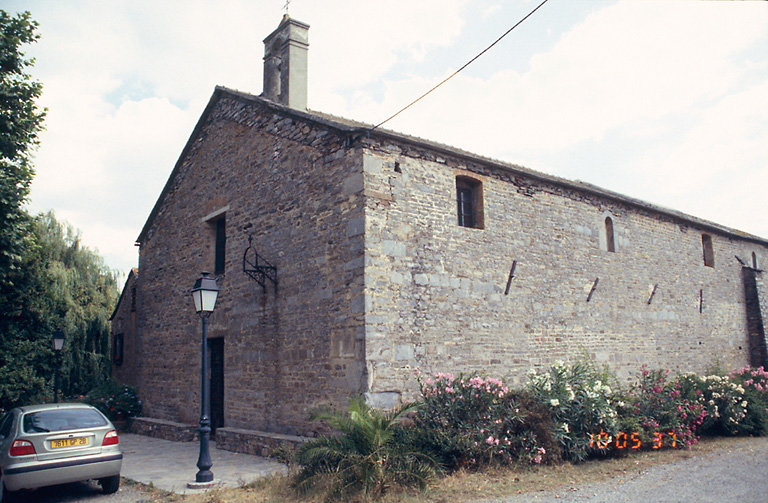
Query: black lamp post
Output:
[[190, 272, 219, 485], [52, 330, 65, 403]]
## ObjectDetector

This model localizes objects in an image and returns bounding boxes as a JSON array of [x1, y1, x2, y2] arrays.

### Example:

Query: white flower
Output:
[[562, 423, 569, 433], [568, 391, 575, 401], [550, 399, 560, 407], [741, 401, 748, 408]]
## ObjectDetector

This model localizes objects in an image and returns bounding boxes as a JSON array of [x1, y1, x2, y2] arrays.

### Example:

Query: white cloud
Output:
[[11, 0, 768, 274], [340, 1, 768, 152]]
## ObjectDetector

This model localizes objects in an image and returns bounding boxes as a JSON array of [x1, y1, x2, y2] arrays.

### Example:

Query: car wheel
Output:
[[1, 477, 13, 503], [99, 475, 120, 494]]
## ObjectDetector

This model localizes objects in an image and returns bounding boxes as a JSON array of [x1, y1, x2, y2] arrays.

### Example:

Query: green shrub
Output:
[[623, 368, 705, 450], [678, 372, 749, 436], [412, 372, 560, 470], [526, 360, 618, 462], [729, 366, 768, 436], [293, 396, 441, 501], [82, 379, 142, 421]]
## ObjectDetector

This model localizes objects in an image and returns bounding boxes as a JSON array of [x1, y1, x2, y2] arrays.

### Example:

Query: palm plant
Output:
[[293, 396, 442, 500]]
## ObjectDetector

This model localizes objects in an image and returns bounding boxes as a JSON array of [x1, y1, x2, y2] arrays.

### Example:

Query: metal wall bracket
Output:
[[243, 235, 277, 291]]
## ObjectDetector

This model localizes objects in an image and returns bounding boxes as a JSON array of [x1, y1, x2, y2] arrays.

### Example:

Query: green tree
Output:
[[0, 10, 46, 290], [0, 10, 117, 412], [0, 212, 118, 408]]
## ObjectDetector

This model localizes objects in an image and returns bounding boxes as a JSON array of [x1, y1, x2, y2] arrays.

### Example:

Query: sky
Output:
[[6, 0, 768, 280]]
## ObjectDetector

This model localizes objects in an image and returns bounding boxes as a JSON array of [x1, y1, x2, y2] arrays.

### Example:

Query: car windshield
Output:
[[22, 409, 107, 433]]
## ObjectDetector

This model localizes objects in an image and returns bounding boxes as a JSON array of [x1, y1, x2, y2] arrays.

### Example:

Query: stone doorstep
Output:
[[215, 426, 309, 457], [128, 417, 309, 457], [129, 416, 198, 442]]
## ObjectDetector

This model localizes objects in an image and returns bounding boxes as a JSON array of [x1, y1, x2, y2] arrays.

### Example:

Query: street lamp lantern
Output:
[[189, 272, 218, 487], [52, 330, 65, 352], [191, 272, 219, 315]]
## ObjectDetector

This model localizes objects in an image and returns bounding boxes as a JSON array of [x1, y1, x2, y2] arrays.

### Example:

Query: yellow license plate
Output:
[[51, 437, 89, 449]]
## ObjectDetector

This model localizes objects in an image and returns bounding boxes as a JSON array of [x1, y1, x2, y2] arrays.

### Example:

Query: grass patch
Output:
[[144, 436, 760, 502]]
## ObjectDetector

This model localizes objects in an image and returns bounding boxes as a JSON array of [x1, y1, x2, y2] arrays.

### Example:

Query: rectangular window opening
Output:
[[113, 333, 124, 366], [702, 234, 714, 268], [456, 176, 484, 229], [215, 216, 226, 275]]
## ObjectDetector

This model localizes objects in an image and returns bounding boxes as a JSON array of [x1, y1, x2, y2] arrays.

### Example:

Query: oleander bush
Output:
[[411, 372, 560, 470], [526, 360, 618, 462], [82, 379, 142, 421], [623, 368, 706, 450], [729, 366, 768, 436]]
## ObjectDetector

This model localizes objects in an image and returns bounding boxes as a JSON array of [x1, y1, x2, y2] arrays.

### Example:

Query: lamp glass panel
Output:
[[192, 290, 203, 313], [200, 289, 218, 312], [53, 338, 64, 351]]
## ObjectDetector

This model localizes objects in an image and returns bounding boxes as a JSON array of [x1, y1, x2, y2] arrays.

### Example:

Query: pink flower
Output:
[[486, 436, 495, 445]]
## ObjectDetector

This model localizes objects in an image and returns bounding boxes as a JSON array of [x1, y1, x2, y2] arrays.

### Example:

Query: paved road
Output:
[[9, 432, 288, 502]]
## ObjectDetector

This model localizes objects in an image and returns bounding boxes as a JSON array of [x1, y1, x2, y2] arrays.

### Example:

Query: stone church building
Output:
[[111, 16, 768, 449]]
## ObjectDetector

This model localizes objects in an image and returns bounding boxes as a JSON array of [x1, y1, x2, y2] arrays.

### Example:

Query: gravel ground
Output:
[[7, 479, 158, 502], [481, 436, 768, 503]]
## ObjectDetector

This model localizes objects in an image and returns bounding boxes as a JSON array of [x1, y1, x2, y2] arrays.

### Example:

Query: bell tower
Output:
[[262, 14, 309, 110]]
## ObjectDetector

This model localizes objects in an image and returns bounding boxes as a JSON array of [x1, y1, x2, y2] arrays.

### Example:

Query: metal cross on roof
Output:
[[283, 0, 290, 15]]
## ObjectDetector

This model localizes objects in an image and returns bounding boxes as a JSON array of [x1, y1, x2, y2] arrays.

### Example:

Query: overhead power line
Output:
[[369, 0, 550, 132]]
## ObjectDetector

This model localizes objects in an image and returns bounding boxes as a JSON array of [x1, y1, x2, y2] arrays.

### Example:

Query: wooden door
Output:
[[208, 338, 224, 435]]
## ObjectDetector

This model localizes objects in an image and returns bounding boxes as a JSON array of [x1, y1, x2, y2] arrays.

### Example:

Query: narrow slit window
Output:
[[702, 234, 714, 268], [752, 252, 758, 269], [113, 333, 124, 366], [456, 176, 483, 229], [605, 217, 615, 252], [215, 216, 226, 275]]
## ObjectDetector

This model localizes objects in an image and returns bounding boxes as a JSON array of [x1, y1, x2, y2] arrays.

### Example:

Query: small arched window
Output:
[[702, 234, 714, 267], [605, 217, 615, 252]]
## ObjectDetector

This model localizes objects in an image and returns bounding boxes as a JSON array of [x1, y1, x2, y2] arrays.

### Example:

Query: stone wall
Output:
[[110, 270, 139, 387], [215, 426, 307, 457], [360, 141, 768, 403], [129, 416, 197, 441], [125, 87, 768, 438], [134, 91, 366, 436]]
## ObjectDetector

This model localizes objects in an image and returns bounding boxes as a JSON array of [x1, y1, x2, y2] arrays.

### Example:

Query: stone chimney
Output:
[[262, 15, 309, 110]]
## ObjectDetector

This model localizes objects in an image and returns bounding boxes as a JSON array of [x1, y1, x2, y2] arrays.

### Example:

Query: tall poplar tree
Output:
[[0, 10, 45, 289]]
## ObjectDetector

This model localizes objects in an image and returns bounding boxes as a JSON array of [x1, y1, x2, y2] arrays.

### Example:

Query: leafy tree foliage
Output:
[[0, 10, 45, 290], [0, 11, 117, 409], [0, 212, 118, 408]]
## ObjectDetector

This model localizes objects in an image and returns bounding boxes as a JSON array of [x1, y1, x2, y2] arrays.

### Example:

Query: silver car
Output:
[[0, 403, 122, 500]]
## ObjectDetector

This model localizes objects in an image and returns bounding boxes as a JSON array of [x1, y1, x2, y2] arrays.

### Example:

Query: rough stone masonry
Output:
[[111, 16, 768, 448]]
